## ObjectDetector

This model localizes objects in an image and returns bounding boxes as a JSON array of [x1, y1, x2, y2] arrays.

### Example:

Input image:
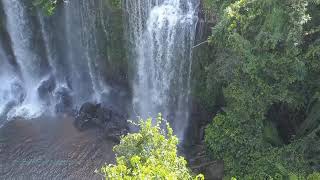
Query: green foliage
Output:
[[203, 0, 320, 179], [191, 44, 226, 111], [307, 172, 320, 180], [103, 5, 129, 86], [100, 115, 204, 180], [32, 0, 57, 15], [110, 0, 122, 9]]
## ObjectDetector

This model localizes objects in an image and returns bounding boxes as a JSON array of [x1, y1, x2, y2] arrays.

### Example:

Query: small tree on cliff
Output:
[[99, 114, 204, 180]]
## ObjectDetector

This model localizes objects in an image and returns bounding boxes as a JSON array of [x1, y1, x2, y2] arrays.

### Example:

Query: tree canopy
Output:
[[202, 0, 320, 179], [100, 115, 204, 180]]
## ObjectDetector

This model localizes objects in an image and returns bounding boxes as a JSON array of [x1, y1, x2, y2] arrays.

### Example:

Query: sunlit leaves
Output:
[[100, 115, 203, 179], [33, 0, 57, 15], [204, 0, 319, 178]]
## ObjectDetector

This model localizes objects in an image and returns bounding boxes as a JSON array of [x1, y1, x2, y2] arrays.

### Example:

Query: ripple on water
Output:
[[0, 116, 115, 179]]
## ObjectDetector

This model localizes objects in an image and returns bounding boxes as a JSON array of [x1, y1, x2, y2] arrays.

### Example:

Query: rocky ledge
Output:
[[74, 102, 129, 142]]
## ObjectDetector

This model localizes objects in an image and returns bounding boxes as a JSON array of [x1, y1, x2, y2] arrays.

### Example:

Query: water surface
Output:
[[0, 116, 115, 179]]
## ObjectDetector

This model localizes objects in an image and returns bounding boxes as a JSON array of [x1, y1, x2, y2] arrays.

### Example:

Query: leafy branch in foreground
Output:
[[99, 114, 204, 180]]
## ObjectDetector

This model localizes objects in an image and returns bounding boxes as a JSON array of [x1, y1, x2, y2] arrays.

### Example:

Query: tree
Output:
[[99, 115, 204, 180], [203, 0, 320, 179]]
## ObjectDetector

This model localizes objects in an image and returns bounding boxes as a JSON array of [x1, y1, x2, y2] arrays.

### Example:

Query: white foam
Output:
[[126, 0, 199, 139]]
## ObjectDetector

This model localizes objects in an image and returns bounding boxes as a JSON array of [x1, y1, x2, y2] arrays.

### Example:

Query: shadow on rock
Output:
[[74, 102, 129, 143]]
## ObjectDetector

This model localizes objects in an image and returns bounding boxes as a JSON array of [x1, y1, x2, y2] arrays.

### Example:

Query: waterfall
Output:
[[125, 0, 199, 139], [0, 43, 22, 125], [2, 0, 46, 119], [0, 0, 198, 135], [63, 0, 109, 105], [0, 0, 110, 122]]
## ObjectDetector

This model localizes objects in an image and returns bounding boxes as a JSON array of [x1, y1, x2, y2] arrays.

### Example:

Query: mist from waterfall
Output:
[[125, 0, 199, 139], [2, 0, 45, 119], [0, 0, 110, 125], [63, 0, 109, 105], [0, 43, 22, 123]]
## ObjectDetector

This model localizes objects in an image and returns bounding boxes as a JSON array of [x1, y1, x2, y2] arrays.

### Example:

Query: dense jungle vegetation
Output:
[[200, 0, 320, 179], [34, 0, 320, 179]]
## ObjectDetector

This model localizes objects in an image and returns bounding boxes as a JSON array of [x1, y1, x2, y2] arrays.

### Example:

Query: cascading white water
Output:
[[0, 0, 198, 134], [0, 0, 110, 122], [2, 0, 45, 119], [0, 44, 18, 122], [125, 0, 199, 139], [64, 0, 109, 105]]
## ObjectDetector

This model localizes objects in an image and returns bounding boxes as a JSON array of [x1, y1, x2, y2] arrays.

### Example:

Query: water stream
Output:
[[0, 0, 110, 125], [125, 0, 199, 138]]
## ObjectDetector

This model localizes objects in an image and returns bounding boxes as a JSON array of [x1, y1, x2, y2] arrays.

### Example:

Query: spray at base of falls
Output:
[[125, 0, 199, 139], [0, 0, 110, 125], [1, 0, 45, 119]]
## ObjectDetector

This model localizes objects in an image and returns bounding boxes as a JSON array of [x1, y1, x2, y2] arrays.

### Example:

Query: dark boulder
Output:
[[74, 102, 128, 142], [74, 102, 102, 130]]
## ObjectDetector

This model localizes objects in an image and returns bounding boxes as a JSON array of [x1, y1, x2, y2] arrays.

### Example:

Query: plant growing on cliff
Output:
[[99, 114, 204, 180], [33, 0, 58, 15], [110, 0, 122, 9]]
